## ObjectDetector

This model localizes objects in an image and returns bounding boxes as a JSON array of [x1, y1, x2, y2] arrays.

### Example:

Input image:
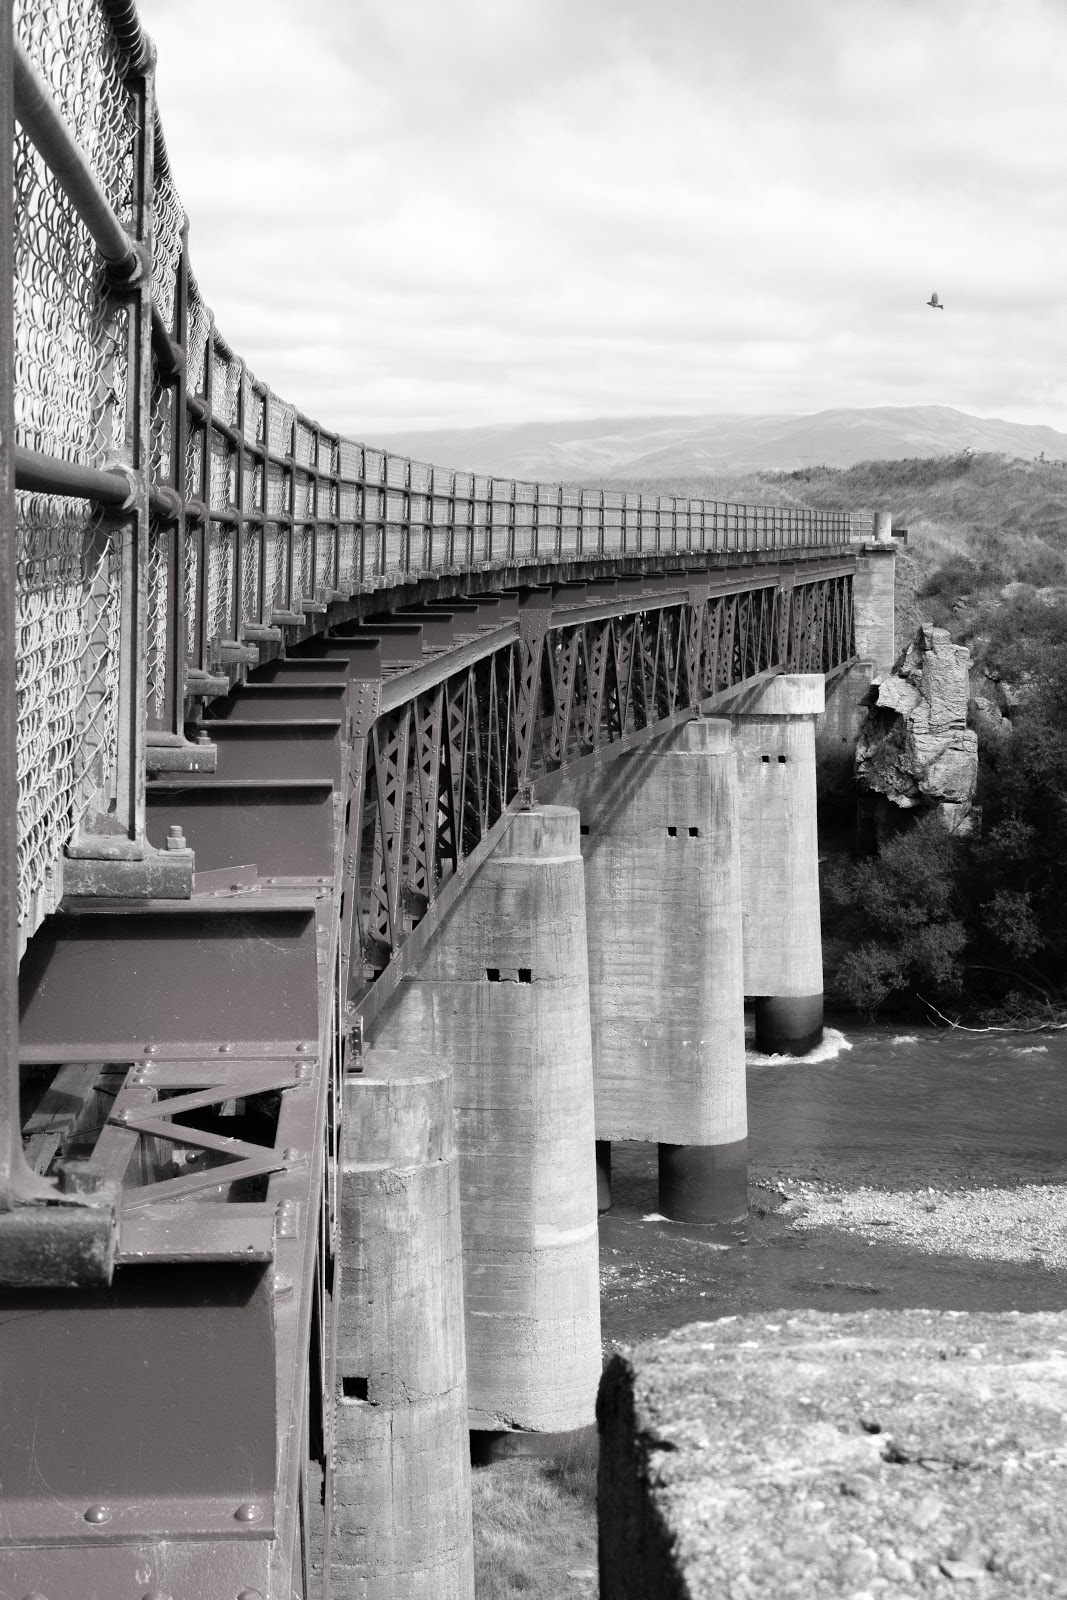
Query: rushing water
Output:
[[599, 1019, 1067, 1351]]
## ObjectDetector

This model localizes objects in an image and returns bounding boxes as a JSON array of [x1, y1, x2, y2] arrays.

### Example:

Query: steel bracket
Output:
[[62, 845, 194, 901], [0, 1181, 121, 1288], [146, 738, 217, 776]]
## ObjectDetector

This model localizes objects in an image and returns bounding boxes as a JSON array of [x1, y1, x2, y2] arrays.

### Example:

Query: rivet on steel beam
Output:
[[295, 1042, 310, 1054], [282, 1148, 300, 1162], [84, 1504, 112, 1524], [218, 1043, 233, 1053], [233, 1503, 263, 1524], [294, 1061, 313, 1080], [237, 1591, 264, 1600], [144, 1043, 159, 1055]]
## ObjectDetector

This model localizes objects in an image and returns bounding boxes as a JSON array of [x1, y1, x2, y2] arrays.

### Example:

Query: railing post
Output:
[[0, 0, 22, 1206]]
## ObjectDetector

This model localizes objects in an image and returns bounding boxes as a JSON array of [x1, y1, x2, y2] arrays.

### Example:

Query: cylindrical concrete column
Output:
[[873, 510, 893, 542], [332, 1049, 474, 1600], [729, 674, 824, 1055], [558, 717, 748, 1223], [372, 806, 602, 1437]]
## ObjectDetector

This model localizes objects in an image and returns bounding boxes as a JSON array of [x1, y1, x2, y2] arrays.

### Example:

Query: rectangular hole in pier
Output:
[[778, 754, 787, 764], [761, 755, 770, 764], [486, 968, 501, 982], [518, 968, 532, 984], [342, 1376, 369, 1401], [688, 827, 699, 838], [667, 826, 678, 838], [579, 824, 590, 836]]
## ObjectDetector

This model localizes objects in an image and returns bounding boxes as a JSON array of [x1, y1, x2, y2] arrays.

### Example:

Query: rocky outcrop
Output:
[[597, 1310, 1067, 1600], [855, 625, 978, 834]]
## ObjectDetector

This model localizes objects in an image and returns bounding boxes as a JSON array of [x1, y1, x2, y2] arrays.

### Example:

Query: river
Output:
[[599, 1019, 1067, 1351]]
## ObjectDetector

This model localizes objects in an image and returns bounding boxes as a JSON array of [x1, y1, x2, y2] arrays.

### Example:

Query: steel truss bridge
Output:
[[1, 2, 866, 1594]]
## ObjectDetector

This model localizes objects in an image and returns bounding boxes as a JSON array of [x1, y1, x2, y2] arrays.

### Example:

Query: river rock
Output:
[[597, 1309, 1067, 1600], [855, 625, 978, 830]]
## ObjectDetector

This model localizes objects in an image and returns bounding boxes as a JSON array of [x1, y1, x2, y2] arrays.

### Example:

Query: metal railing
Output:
[[3, 0, 872, 969]]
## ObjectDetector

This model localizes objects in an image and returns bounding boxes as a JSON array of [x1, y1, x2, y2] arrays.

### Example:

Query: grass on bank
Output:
[[472, 1435, 598, 1599], [598, 451, 1067, 682]]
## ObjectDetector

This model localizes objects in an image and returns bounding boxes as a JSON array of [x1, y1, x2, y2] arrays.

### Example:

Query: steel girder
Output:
[[345, 562, 857, 1028]]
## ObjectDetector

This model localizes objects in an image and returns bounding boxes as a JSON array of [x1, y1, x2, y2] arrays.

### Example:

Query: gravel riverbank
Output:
[[784, 1181, 1067, 1271]]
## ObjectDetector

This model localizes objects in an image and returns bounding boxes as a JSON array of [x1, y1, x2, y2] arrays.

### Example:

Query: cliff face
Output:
[[855, 625, 979, 834]]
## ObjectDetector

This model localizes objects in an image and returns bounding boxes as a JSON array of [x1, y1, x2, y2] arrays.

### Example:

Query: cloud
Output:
[[139, 0, 1067, 437]]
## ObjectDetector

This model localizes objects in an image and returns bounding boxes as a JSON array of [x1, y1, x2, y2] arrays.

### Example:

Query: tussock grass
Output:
[[472, 1435, 598, 1599], [602, 452, 1067, 666]]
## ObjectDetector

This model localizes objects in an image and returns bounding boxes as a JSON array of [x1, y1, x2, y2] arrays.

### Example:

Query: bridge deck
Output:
[[0, 3, 880, 1595]]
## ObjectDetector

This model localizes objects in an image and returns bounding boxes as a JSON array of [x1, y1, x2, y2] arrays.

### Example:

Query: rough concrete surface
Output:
[[820, 663, 875, 746], [854, 544, 897, 673], [557, 719, 746, 1150], [731, 676, 824, 1005], [334, 1051, 474, 1599], [373, 806, 602, 1434], [599, 1309, 1067, 1599]]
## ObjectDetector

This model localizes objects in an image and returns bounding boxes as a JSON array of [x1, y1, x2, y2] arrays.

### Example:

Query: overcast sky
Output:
[[139, 0, 1067, 437]]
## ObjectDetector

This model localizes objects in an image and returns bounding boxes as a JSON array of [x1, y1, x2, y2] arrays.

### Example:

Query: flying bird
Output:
[[927, 292, 944, 310]]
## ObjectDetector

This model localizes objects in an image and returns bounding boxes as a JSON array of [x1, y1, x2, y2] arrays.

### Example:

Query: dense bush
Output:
[[919, 556, 1000, 599], [823, 818, 968, 1013], [971, 684, 1067, 980]]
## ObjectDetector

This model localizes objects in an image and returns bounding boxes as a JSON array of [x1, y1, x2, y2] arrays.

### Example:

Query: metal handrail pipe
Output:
[[13, 39, 142, 282], [15, 445, 135, 508], [14, 445, 180, 522]]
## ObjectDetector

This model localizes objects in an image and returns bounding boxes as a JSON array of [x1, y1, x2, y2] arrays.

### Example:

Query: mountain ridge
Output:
[[368, 405, 1067, 482]]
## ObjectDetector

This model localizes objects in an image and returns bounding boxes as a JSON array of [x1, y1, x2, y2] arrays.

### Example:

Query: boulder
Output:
[[855, 625, 978, 830], [598, 1310, 1067, 1600]]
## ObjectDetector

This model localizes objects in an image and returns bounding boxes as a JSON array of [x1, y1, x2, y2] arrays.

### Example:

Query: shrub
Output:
[[822, 816, 967, 1012]]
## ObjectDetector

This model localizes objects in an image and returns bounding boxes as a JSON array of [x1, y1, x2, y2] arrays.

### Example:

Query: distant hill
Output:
[[370, 406, 1067, 481]]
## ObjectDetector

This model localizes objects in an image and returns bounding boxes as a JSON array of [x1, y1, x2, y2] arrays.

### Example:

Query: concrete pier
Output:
[[333, 1050, 474, 1600], [854, 535, 897, 673], [373, 806, 602, 1436], [728, 675, 824, 1055], [559, 718, 748, 1223]]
